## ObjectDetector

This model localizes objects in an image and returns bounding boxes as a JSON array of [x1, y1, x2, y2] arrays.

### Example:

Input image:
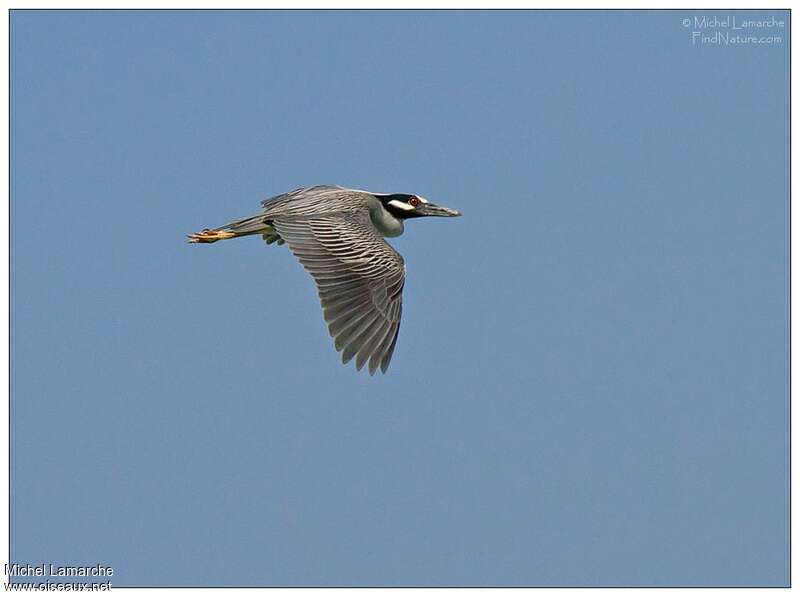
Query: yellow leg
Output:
[[187, 229, 237, 243]]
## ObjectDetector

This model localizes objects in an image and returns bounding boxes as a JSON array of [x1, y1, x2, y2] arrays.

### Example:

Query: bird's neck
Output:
[[368, 200, 405, 238]]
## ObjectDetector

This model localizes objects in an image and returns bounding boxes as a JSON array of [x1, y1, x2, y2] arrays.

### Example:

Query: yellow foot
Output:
[[187, 229, 237, 243]]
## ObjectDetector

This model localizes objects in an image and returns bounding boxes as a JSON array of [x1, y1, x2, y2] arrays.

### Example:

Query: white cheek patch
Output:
[[388, 200, 415, 211]]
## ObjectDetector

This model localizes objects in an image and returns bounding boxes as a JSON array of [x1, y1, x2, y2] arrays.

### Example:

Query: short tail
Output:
[[188, 214, 272, 244]]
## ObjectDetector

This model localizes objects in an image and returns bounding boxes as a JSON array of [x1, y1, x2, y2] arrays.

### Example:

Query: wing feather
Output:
[[272, 210, 405, 374]]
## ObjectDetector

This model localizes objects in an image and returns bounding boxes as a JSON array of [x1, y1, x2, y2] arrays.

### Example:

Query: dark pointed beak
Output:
[[417, 202, 462, 217]]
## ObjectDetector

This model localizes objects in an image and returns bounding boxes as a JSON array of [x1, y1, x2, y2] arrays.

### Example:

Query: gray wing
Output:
[[272, 210, 405, 375], [260, 185, 355, 218]]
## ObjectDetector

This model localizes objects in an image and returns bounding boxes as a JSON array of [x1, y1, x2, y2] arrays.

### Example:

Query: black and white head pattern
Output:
[[377, 193, 431, 219]]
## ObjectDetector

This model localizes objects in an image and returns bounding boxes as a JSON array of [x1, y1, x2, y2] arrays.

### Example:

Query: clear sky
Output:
[[11, 9, 789, 587]]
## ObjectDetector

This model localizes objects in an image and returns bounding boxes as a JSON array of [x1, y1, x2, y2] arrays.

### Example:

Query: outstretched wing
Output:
[[272, 210, 405, 374]]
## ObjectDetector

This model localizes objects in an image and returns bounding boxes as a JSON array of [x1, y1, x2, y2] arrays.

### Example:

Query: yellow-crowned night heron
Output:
[[188, 185, 461, 374]]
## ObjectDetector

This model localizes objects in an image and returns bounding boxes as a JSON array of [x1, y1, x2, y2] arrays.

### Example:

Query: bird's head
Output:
[[377, 193, 462, 220]]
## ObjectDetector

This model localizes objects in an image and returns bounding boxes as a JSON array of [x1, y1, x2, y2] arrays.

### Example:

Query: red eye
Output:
[[409, 196, 421, 207]]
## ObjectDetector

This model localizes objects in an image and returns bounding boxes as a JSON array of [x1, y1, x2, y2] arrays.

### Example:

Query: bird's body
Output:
[[189, 185, 461, 375]]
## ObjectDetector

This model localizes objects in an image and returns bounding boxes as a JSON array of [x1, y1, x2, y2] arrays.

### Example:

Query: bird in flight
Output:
[[188, 185, 461, 374]]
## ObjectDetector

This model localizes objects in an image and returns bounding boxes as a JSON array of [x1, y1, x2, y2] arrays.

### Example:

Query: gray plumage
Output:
[[188, 185, 461, 375]]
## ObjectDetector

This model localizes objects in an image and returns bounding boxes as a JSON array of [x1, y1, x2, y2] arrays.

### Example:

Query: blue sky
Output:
[[11, 10, 789, 587]]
